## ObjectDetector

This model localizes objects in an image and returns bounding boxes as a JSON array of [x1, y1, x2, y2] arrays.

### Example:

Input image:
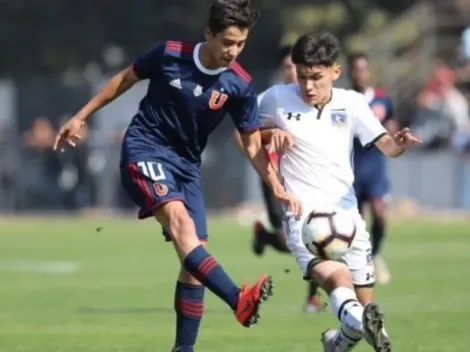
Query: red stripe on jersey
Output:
[[166, 41, 196, 53], [230, 61, 252, 83]]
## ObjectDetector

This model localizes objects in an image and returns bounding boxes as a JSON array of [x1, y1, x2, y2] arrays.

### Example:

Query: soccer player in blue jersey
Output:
[[53, 1, 301, 350], [348, 53, 398, 285]]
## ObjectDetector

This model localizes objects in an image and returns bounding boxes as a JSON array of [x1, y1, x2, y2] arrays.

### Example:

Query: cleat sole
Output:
[[242, 276, 274, 327], [363, 303, 392, 352]]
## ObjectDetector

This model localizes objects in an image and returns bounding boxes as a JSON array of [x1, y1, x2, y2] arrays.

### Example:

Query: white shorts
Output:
[[283, 209, 375, 286]]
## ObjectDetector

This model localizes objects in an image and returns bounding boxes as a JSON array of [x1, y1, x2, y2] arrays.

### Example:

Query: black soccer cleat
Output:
[[363, 302, 392, 352]]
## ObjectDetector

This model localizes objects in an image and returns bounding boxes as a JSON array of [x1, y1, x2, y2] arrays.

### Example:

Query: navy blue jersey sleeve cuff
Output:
[[132, 62, 144, 79]]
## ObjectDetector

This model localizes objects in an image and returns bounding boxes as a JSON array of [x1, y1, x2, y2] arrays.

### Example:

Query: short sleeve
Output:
[[352, 92, 387, 148], [228, 83, 261, 133], [132, 42, 165, 80], [258, 87, 279, 129]]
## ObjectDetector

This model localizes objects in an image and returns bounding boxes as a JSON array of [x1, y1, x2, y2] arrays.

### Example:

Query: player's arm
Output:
[[53, 43, 165, 151], [239, 129, 283, 187], [233, 88, 291, 155], [233, 127, 282, 155], [353, 92, 421, 158], [239, 130, 300, 216], [229, 85, 301, 216], [233, 129, 247, 154], [374, 128, 421, 157], [257, 87, 294, 153], [73, 67, 139, 124]]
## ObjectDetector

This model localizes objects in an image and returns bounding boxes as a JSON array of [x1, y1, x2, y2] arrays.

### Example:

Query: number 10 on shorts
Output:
[[137, 161, 166, 181]]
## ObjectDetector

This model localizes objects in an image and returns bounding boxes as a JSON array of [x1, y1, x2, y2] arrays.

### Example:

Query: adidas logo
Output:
[[169, 79, 181, 89]]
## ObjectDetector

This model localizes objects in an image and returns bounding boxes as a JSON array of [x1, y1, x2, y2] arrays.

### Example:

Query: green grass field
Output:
[[0, 216, 469, 351]]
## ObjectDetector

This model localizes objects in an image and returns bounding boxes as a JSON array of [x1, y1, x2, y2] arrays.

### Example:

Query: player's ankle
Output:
[[329, 287, 364, 339]]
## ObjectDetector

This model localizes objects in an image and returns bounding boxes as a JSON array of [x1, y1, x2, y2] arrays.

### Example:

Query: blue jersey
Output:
[[120, 40, 260, 180], [353, 88, 394, 175]]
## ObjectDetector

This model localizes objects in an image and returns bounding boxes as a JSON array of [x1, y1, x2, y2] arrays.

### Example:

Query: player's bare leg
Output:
[[252, 222, 290, 255], [313, 261, 363, 351], [304, 281, 327, 313], [369, 198, 391, 284], [308, 261, 391, 351], [156, 200, 274, 329], [355, 285, 391, 351], [354, 285, 374, 306]]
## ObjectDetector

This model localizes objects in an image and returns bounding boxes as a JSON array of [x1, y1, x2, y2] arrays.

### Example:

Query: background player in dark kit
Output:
[[233, 46, 326, 313], [348, 52, 398, 285], [53, 1, 301, 351]]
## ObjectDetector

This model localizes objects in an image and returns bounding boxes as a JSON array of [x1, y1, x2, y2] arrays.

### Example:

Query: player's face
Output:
[[296, 64, 341, 106], [280, 55, 297, 84], [350, 58, 371, 90], [205, 26, 249, 67]]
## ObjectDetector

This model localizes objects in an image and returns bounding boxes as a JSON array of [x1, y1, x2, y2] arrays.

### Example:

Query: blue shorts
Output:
[[120, 161, 208, 242], [354, 171, 390, 203]]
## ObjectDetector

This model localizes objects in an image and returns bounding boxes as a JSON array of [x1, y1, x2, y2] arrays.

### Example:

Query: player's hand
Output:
[[273, 187, 302, 218], [53, 116, 85, 152], [392, 127, 422, 147], [268, 128, 294, 154]]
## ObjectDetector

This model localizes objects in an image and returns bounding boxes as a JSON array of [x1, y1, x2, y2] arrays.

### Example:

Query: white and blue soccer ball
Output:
[[301, 209, 357, 261]]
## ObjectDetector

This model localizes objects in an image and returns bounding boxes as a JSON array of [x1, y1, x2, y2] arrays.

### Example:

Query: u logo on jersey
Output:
[[209, 90, 228, 110], [154, 183, 168, 196]]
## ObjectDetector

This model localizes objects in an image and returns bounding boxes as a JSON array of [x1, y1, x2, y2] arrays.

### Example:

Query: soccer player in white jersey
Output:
[[234, 46, 326, 313], [258, 32, 421, 351]]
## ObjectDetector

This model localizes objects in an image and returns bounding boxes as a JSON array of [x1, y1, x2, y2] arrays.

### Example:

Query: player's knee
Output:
[[156, 201, 196, 245], [311, 260, 353, 294], [323, 266, 353, 294], [370, 199, 387, 221]]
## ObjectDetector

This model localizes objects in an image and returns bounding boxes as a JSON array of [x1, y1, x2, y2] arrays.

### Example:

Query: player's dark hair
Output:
[[291, 32, 340, 67], [278, 45, 293, 65], [347, 52, 368, 69], [207, 0, 260, 34]]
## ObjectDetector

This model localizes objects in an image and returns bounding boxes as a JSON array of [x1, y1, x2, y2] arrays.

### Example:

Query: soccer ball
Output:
[[301, 210, 356, 261]]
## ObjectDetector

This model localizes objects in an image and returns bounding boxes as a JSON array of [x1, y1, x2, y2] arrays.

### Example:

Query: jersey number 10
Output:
[[137, 161, 166, 181]]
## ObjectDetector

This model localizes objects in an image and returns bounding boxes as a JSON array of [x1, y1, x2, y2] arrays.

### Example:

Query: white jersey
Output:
[[258, 84, 387, 212]]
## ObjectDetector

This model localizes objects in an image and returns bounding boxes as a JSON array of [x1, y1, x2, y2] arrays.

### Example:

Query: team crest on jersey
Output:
[[371, 103, 386, 121], [153, 183, 168, 196], [193, 85, 203, 97], [331, 111, 348, 127], [209, 90, 228, 110]]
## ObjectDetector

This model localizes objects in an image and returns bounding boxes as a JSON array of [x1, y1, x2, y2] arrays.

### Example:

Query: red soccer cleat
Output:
[[304, 295, 327, 313], [235, 275, 274, 327]]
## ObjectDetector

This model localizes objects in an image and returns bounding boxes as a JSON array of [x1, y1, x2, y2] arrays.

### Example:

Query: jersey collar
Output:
[[193, 43, 226, 75]]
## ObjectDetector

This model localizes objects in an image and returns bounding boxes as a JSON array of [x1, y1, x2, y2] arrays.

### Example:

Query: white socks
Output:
[[329, 287, 364, 350]]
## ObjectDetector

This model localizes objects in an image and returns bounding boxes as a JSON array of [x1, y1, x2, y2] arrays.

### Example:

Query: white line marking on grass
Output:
[[0, 260, 82, 274]]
